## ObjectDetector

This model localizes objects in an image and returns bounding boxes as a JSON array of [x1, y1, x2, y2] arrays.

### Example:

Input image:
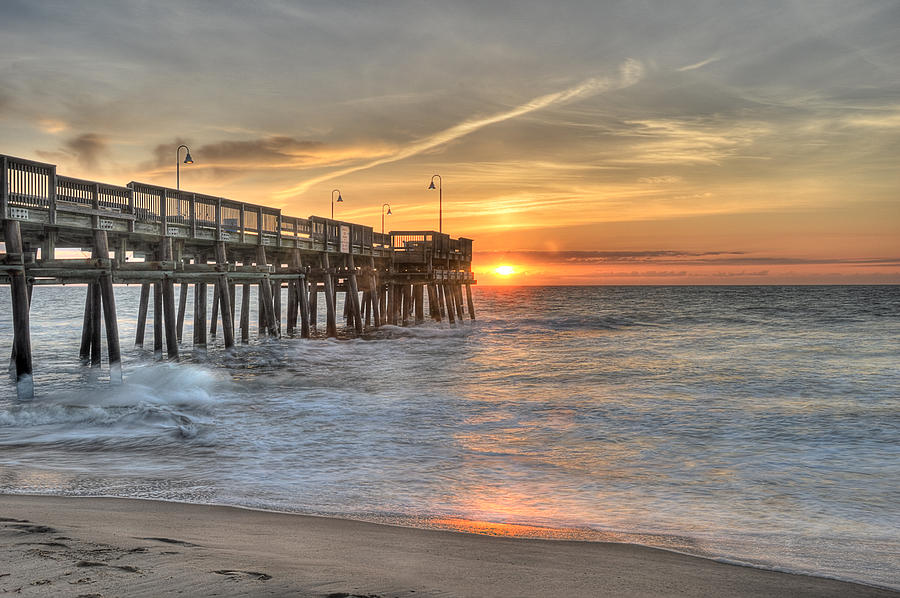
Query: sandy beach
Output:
[[0, 495, 895, 597]]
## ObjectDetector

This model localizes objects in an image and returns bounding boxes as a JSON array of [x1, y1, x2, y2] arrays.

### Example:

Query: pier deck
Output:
[[1, 153, 476, 399]]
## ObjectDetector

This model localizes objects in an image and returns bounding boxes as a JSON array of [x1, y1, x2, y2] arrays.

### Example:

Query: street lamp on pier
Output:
[[382, 203, 392, 235], [176, 144, 193, 190], [331, 189, 343, 220], [428, 174, 442, 233]]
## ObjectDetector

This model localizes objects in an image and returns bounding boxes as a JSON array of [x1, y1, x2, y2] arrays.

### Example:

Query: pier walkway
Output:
[[0, 153, 476, 399]]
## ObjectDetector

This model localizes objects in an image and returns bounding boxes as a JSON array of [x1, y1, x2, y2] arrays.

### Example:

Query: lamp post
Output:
[[331, 189, 343, 220], [381, 203, 392, 235], [176, 144, 193, 190], [428, 174, 442, 233]]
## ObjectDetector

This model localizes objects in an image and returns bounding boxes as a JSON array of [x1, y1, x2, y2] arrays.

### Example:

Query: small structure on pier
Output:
[[0, 153, 476, 400]]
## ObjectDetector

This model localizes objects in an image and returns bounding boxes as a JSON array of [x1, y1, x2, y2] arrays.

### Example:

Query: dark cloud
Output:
[[148, 137, 325, 169], [36, 133, 108, 170]]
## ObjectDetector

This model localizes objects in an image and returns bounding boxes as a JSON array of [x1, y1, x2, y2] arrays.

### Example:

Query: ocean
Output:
[[1, 285, 898, 589]]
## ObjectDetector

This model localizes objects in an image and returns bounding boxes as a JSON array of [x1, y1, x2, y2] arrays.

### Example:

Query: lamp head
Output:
[[386, 207, 392, 216], [428, 181, 436, 190], [337, 194, 343, 202], [183, 151, 194, 164]]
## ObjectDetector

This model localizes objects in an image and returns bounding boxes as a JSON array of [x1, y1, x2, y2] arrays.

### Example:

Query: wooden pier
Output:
[[0, 153, 476, 399]]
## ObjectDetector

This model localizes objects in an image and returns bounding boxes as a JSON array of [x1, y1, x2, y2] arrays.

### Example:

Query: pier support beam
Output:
[[90, 279, 101, 367], [153, 282, 163, 359], [256, 245, 278, 338], [322, 254, 337, 338], [427, 283, 441, 322], [210, 284, 219, 337], [298, 265, 310, 339], [4, 219, 33, 399], [215, 241, 235, 349], [240, 284, 250, 344], [347, 255, 363, 335], [465, 283, 476, 320], [193, 282, 207, 352], [79, 285, 94, 363], [176, 283, 188, 342], [94, 230, 122, 383], [135, 283, 150, 348], [443, 283, 456, 324], [273, 281, 282, 336], [308, 279, 318, 333], [287, 257, 298, 337], [368, 257, 381, 328], [160, 240, 178, 360], [414, 284, 425, 324], [454, 283, 465, 321], [401, 284, 411, 326]]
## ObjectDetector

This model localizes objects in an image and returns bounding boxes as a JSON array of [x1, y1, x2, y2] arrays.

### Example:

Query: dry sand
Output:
[[0, 495, 896, 597]]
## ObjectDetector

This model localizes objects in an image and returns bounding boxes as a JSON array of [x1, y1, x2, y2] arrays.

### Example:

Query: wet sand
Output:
[[1, 495, 896, 597]]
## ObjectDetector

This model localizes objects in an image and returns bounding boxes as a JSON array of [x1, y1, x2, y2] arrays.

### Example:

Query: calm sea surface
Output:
[[1, 285, 898, 589]]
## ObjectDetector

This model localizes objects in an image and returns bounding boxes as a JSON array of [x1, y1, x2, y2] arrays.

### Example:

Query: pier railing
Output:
[[1, 153, 465, 260]]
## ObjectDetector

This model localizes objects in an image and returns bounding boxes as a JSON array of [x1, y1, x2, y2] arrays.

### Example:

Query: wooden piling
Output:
[[298, 271, 310, 339], [152, 282, 163, 359], [386, 283, 395, 326], [94, 230, 122, 382], [256, 245, 278, 338], [427, 283, 441, 322], [135, 283, 150, 348], [160, 240, 178, 361], [308, 279, 318, 332], [4, 219, 34, 399], [210, 282, 219, 337], [215, 241, 235, 349], [193, 282, 207, 352], [176, 283, 188, 342], [401, 284, 411, 326], [465, 283, 476, 320], [287, 279, 297, 336], [240, 284, 250, 344], [368, 257, 381, 328], [443, 283, 456, 324], [273, 281, 282, 336], [347, 255, 363, 335], [454, 283, 465, 321], [90, 280, 102, 367], [414, 284, 424, 324], [322, 254, 337, 338], [79, 285, 93, 363]]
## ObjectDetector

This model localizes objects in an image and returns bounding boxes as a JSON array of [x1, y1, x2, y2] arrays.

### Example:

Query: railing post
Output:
[[215, 198, 222, 241], [1, 155, 7, 218], [276, 210, 283, 247], [48, 164, 57, 224], [159, 187, 167, 236], [239, 203, 245, 242], [92, 183, 100, 229], [189, 193, 197, 238], [126, 187, 135, 232]]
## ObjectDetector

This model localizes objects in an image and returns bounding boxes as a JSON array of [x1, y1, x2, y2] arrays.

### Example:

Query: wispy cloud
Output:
[[274, 59, 645, 198], [475, 250, 900, 268], [677, 56, 722, 72]]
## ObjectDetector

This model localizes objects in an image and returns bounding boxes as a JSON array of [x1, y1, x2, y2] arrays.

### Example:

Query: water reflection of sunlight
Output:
[[430, 517, 592, 540]]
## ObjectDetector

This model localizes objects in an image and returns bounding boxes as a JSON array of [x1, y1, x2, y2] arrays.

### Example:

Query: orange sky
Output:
[[1, 2, 898, 284]]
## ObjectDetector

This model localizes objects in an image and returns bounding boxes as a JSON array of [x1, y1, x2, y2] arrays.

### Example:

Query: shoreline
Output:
[[1, 495, 896, 597]]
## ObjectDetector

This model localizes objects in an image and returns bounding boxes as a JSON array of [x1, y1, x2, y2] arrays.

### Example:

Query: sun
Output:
[[494, 265, 517, 276]]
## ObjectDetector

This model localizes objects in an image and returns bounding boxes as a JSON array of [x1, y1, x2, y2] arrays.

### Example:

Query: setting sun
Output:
[[494, 265, 517, 276]]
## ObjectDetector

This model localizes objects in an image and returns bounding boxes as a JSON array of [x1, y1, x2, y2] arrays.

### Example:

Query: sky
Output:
[[1, 0, 898, 285]]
